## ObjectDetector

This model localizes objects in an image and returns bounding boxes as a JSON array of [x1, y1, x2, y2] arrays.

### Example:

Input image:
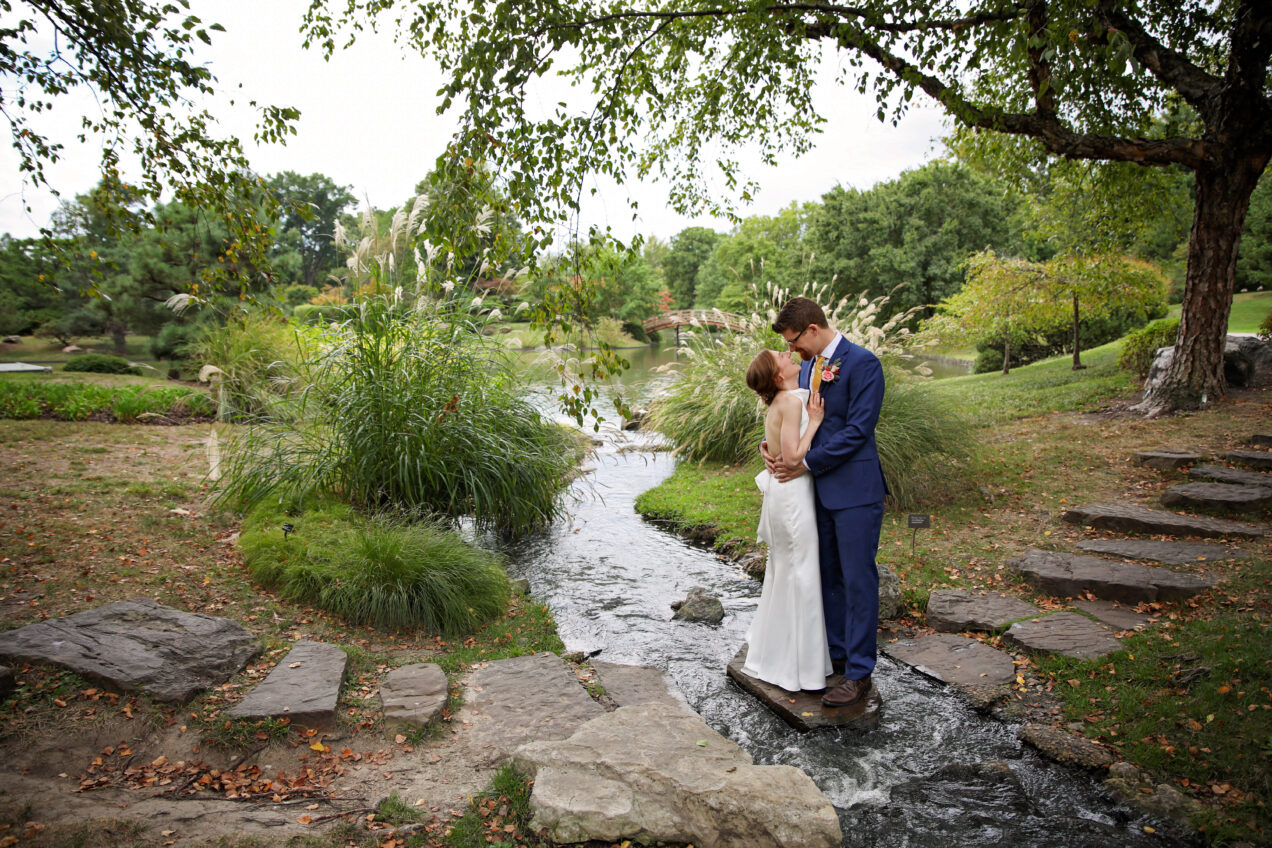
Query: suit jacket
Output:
[[800, 336, 888, 510]]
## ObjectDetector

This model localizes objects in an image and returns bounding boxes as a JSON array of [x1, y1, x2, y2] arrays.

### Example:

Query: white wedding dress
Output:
[[743, 388, 833, 692]]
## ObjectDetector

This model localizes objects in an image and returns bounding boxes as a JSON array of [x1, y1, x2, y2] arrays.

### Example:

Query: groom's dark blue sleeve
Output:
[[804, 351, 884, 476]]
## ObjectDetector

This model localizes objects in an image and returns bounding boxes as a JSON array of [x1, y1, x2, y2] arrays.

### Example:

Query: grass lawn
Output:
[[0, 334, 157, 364], [635, 349, 1272, 845], [1165, 289, 1271, 333]]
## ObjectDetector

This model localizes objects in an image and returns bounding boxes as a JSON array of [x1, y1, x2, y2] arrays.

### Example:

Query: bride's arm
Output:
[[778, 392, 824, 471]]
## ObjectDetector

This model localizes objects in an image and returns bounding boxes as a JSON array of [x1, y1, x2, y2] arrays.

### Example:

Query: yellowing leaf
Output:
[[309, 741, 327, 752]]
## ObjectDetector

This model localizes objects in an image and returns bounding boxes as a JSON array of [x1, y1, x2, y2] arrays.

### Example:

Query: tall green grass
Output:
[[646, 286, 975, 509], [239, 498, 509, 633], [188, 312, 311, 420], [0, 379, 213, 423], [218, 294, 576, 534]]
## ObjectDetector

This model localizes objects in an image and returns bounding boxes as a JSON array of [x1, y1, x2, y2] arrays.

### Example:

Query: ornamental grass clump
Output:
[[240, 499, 508, 632], [218, 290, 575, 534], [646, 283, 975, 509]]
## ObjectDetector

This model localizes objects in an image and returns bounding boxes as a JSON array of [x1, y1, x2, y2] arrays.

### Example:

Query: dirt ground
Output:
[[0, 421, 516, 847]]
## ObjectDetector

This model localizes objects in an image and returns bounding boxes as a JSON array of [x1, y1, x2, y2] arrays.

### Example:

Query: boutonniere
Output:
[[820, 358, 842, 386]]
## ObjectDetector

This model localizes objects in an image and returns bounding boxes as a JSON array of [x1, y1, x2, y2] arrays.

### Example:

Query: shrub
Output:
[[620, 320, 649, 343], [149, 323, 196, 362], [239, 499, 509, 632], [291, 303, 356, 325], [63, 353, 140, 375], [1117, 318, 1180, 377], [218, 293, 577, 534], [1259, 308, 1271, 341], [188, 313, 311, 419]]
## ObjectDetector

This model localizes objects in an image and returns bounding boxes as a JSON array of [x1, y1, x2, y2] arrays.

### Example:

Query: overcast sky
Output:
[[0, 0, 950, 243]]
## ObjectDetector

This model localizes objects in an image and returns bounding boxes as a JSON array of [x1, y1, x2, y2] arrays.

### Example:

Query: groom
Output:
[[763, 296, 887, 707]]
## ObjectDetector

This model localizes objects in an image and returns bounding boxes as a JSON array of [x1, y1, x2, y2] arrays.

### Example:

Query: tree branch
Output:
[[1025, 0, 1055, 119]]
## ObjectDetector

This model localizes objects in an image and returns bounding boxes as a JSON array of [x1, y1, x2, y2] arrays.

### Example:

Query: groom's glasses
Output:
[[783, 325, 811, 349]]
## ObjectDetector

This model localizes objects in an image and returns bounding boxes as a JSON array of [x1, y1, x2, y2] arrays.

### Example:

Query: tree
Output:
[[1236, 173, 1272, 292], [0, 235, 66, 335], [265, 172, 356, 289], [694, 204, 813, 309], [2, 1, 297, 289], [302, 0, 1272, 415], [662, 227, 721, 308], [809, 161, 1022, 319]]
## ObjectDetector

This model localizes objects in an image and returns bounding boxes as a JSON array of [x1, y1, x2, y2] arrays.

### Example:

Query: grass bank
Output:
[[634, 342, 1272, 844]]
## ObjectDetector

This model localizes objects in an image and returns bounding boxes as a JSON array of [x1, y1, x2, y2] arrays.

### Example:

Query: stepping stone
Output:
[[726, 645, 879, 731], [1189, 464, 1272, 487], [0, 598, 260, 703], [1072, 600, 1151, 632], [591, 661, 692, 712], [379, 663, 449, 732], [1251, 434, 1272, 447], [1161, 481, 1272, 513], [1061, 502, 1266, 538], [459, 652, 605, 762], [1018, 724, 1113, 769], [227, 641, 347, 729], [1003, 612, 1122, 659], [1134, 449, 1203, 469], [1075, 538, 1249, 565], [883, 633, 1016, 687], [512, 703, 842, 848], [926, 590, 1041, 633], [1225, 449, 1272, 471], [1010, 549, 1215, 603]]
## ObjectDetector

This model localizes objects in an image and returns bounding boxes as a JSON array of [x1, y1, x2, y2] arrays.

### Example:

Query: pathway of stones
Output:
[[882, 433, 1269, 823]]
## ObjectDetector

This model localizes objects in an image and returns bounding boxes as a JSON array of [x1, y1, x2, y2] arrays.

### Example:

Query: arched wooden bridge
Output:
[[642, 309, 748, 334]]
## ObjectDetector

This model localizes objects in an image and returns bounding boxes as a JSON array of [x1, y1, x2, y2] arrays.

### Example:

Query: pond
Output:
[[492, 363, 1178, 847]]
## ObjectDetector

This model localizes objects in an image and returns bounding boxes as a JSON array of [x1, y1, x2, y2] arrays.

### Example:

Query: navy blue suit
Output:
[[800, 336, 887, 681]]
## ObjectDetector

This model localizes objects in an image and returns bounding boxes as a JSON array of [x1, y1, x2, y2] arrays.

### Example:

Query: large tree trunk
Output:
[[1071, 292, 1085, 370], [1133, 151, 1266, 415]]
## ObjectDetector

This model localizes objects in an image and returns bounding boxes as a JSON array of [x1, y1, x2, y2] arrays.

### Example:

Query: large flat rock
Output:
[[1225, 449, 1272, 470], [1189, 464, 1272, 487], [726, 645, 880, 731], [1072, 600, 1151, 632], [1251, 434, 1272, 447], [513, 703, 841, 848], [0, 598, 260, 703], [1134, 448, 1203, 469], [926, 590, 1041, 632], [1018, 724, 1114, 769], [227, 641, 347, 729], [1162, 481, 1272, 513], [379, 662, 449, 731], [591, 660, 692, 712], [1003, 612, 1122, 659], [1010, 548, 1215, 603], [883, 633, 1016, 687], [1075, 538, 1249, 565], [458, 652, 605, 763], [1061, 502, 1266, 538]]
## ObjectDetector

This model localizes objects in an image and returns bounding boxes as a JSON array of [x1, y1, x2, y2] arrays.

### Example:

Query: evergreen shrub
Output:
[[1117, 318, 1180, 377], [63, 353, 139, 375]]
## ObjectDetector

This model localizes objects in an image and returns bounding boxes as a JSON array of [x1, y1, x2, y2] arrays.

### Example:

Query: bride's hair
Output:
[[746, 349, 781, 406]]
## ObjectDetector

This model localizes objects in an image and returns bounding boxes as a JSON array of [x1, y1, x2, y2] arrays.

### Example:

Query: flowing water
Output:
[[499, 348, 1176, 847]]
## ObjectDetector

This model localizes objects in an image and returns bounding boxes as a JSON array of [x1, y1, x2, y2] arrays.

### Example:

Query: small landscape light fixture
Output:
[[282, 522, 295, 538]]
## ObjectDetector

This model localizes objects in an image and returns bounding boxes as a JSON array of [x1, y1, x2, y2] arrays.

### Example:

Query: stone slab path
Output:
[[227, 641, 347, 729], [1134, 449, 1204, 469], [1072, 600, 1151, 632], [1225, 449, 1272, 470], [459, 652, 605, 765], [1011, 548, 1215, 603], [1018, 724, 1113, 769], [591, 660, 692, 712], [882, 633, 1017, 688], [1004, 612, 1123, 659], [926, 589, 1041, 633], [379, 663, 449, 732], [1161, 481, 1272, 513], [0, 598, 260, 703], [725, 645, 880, 731], [1061, 502, 1266, 538], [512, 702, 842, 848], [1074, 538, 1249, 565], [1189, 464, 1272, 487]]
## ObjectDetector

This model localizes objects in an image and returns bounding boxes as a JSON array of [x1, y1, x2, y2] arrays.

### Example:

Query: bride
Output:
[[742, 349, 833, 692]]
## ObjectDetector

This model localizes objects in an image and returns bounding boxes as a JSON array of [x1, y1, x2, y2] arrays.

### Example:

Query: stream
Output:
[[497, 348, 1178, 847]]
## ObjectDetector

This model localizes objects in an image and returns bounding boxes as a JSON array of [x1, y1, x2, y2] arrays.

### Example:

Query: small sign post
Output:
[[907, 513, 930, 554]]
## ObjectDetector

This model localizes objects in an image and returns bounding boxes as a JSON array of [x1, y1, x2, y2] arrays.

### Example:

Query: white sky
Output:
[[0, 0, 949, 243]]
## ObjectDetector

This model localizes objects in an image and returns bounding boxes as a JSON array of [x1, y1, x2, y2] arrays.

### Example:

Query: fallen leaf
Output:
[[289, 662, 302, 668], [297, 815, 312, 825], [309, 742, 327, 752]]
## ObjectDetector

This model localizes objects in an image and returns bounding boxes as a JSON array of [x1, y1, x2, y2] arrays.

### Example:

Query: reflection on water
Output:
[[494, 362, 1177, 846]]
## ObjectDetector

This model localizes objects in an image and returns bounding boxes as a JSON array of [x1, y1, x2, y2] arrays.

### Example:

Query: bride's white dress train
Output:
[[742, 388, 832, 692]]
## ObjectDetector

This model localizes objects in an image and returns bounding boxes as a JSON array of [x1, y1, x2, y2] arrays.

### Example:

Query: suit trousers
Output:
[[816, 499, 884, 681]]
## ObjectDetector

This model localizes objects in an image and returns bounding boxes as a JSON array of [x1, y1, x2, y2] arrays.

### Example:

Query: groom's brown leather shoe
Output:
[[821, 675, 872, 708]]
